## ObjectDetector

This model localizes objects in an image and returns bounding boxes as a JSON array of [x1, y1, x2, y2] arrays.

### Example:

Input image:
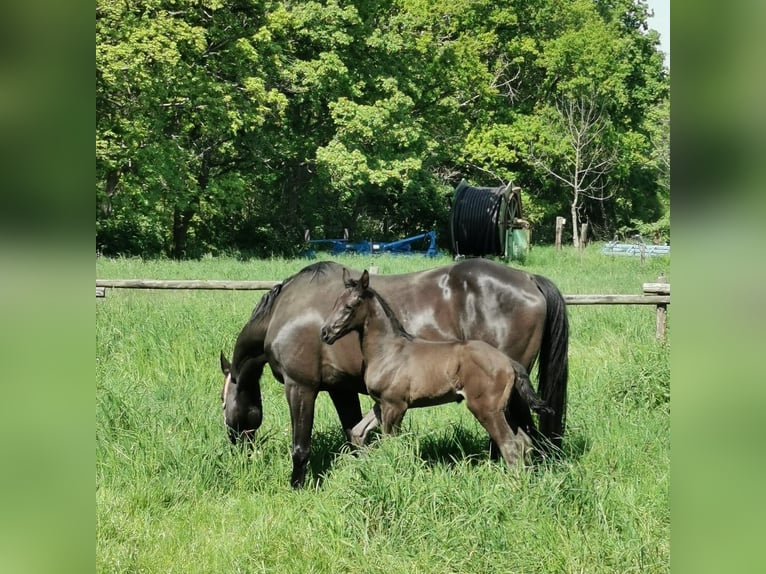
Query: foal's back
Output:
[[366, 335, 516, 408]]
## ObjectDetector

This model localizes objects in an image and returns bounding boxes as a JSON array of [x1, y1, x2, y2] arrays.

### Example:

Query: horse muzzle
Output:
[[320, 325, 337, 345], [228, 427, 257, 445]]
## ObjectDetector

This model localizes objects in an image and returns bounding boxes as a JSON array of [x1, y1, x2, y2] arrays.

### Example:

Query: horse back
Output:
[[374, 259, 547, 368]]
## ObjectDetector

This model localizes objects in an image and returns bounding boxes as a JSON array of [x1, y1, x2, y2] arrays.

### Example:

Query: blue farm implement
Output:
[[303, 230, 439, 258]]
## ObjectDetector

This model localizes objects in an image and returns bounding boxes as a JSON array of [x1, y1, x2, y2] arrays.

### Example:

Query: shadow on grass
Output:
[[306, 424, 592, 488], [527, 428, 591, 470], [309, 427, 353, 488], [417, 424, 593, 469], [416, 425, 489, 467], [561, 430, 591, 460]]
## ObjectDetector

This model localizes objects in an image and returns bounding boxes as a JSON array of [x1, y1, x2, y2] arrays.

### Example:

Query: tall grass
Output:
[[97, 246, 669, 573]]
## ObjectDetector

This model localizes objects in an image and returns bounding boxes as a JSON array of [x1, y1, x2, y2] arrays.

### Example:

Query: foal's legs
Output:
[[490, 384, 538, 460], [471, 409, 527, 466], [350, 399, 405, 445], [349, 403, 381, 447], [465, 378, 531, 467], [328, 388, 364, 443], [379, 399, 408, 435]]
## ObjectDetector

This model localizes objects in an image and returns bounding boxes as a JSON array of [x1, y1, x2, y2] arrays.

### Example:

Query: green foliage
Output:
[[619, 212, 670, 245], [96, 0, 669, 257], [97, 249, 669, 572]]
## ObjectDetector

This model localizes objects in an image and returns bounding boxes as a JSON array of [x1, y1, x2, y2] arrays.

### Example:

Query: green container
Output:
[[509, 228, 529, 262]]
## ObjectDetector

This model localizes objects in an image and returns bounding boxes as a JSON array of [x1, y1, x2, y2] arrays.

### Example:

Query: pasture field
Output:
[[96, 246, 670, 573]]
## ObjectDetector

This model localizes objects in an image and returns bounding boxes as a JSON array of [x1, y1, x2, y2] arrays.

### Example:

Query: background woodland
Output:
[[96, 0, 669, 258]]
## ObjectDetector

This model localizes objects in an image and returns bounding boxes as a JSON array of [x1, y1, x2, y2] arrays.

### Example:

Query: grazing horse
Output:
[[320, 269, 554, 466], [220, 259, 568, 488]]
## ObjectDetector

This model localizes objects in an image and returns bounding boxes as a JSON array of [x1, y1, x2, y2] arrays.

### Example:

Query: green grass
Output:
[[96, 245, 669, 573]]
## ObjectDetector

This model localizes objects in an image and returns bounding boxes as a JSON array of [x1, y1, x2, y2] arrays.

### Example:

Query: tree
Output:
[[530, 93, 617, 247], [95, 0, 669, 256], [96, 0, 286, 257], [625, 95, 669, 243]]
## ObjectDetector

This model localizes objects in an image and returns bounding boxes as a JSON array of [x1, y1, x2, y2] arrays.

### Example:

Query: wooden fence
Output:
[[96, 276, 670, 339]]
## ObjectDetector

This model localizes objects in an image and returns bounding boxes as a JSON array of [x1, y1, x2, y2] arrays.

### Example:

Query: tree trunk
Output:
[[172, 206, 193, 259], [101, 169, 120, 217], [570, 200, 580, 248]]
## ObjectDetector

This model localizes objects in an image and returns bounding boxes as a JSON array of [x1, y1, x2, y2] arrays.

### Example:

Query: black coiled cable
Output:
[[449, 181, 506, 256]]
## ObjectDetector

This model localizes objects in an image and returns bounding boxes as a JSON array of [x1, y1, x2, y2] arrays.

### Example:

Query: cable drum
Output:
[[449, 180, 527, 259]]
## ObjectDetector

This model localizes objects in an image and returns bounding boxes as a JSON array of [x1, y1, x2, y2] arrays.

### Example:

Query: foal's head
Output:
[[320, 268, 371, 345]]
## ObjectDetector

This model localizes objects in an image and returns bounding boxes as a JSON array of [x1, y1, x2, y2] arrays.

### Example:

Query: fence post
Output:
[[579, 223, 589, 250], [643, 273, 669, 340], [555, 217, 566, 250]]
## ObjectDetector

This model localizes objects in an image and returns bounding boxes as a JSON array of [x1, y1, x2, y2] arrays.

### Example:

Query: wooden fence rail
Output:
[[97, 276, 670, 339], [96, 279, 279, 291]]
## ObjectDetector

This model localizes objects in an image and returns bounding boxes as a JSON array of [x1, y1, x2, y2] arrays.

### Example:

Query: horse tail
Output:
[[532, 274, 569, 450], [512, 361, 554, 416]]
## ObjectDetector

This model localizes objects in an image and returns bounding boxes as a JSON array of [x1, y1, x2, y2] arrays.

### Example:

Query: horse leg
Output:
[[487, 385, 537, 460], [465, 380, 527, 467], [379, 399, 407, 435], [349, 403, 381, 448], [513, 426, 534, 460], [486, 382, 541, 460], [284, 380, 318, 489], [327, 388, 364, 442], [471, 409, 526, 467]]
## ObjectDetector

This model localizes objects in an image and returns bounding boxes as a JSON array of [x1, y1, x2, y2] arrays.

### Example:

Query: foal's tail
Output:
[[512, 361, 554, 416], [532, 274, 569, 450]]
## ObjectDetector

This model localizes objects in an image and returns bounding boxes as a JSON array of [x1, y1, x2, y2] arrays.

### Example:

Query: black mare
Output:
[[220, 259, 568, 487]]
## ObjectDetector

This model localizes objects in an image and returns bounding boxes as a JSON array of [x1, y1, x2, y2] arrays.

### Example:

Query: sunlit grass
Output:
[[96, 246, 669, 573]]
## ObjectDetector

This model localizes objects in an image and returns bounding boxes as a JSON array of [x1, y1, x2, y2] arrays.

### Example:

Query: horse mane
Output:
[[249, 261, 342, 322], [299, 260, 342, 283], [249, 283, 282, 321], [368, 287, 415, 341]]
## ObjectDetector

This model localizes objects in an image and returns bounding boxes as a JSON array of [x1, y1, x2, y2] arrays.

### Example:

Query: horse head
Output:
[[219, 351, 264, 445], [320, 268, 370, 345]]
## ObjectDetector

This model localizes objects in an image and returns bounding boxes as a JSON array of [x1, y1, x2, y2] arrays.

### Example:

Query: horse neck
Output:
[[233, 281, 283, 368], [232, 315, 267, 370], [231, 319, 267, 401], [358, 293, 407, 362]]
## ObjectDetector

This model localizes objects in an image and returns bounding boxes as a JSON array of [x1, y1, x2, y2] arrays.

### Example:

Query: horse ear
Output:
[[220, 351, 231, 375], [360, 269, 369, 290], [343, 267, 356, 288]]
